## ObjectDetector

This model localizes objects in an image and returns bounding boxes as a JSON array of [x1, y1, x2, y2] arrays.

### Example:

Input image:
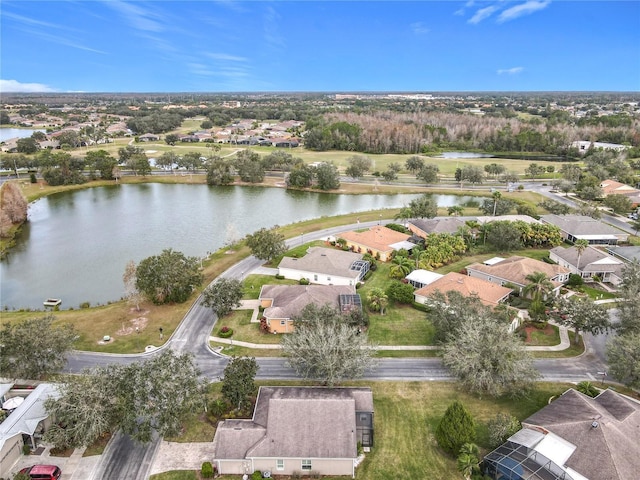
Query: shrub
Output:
[[487, 413, 521, 448], [386, 281, 415, 304], [310, 471, 322, 479], [259, 317, 270, 333], [22, 444, 31, 455], [291, 472, 302, 480], [275, 274, 285, 280], [435, 400, 476, 455], [79, 301, 91, 309], [385, 223, 410, 234], [30, 173, 37, 183], [201, 461, 214, 478], [567, 273, 584, 286], [576, 381, 599, 398], [251, 471, 262, 480], [299, 278, 310, 285], [218, 326, 234, 338]]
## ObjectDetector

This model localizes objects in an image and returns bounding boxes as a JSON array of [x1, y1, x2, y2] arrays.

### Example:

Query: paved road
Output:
[[90, 432, 160, 480]]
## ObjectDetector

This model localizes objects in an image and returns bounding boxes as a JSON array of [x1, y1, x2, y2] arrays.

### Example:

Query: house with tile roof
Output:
[[413, 272, 513, 307], [549, 245, 625, 285], [540, 214, 629, 245], [337, 226, 413, 262], [484, 388, 640, 480], [466, 256, 570, 296], [212, 386, 374, 477], [259, 285, 361, 333], [277, 247, 369, 286]]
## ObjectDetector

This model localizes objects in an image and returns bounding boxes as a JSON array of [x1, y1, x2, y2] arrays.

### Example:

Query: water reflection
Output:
[[1, 184, 475, 309]]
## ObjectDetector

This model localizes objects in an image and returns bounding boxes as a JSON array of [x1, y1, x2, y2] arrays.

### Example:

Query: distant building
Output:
[[540, 214, 629, 245]]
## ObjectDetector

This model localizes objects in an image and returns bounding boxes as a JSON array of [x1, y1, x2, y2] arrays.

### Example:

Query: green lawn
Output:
[[526, 324, 560, 346], [368, 305, 434, 345], [242, 274, 298, 299], [216, 309, 280, 345], [569, 284, 618, 300], [159, 381, 574, 480], [150, 472, 198, 480]]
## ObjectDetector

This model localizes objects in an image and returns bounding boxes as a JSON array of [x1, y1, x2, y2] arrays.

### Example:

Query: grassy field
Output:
[[151, 380, 574, 480]]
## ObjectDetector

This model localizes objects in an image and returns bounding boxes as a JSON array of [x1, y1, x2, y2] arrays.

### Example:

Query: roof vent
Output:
[[591, 421, 599, 429]]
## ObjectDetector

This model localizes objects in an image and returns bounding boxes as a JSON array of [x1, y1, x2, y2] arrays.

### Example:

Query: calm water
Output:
[[439, 152, 494, 159], [1, 184, 475, 309], [0, 128, 47, 142]]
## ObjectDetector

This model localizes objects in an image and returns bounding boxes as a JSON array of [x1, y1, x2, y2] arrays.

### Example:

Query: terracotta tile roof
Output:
[[338, 226, 411, 252], [414, 272, 512, 306]]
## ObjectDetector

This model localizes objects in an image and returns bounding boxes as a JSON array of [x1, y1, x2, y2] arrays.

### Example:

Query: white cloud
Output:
[[411, 22, 430, 35], [497, 67, 524, 75], [105, 0, 165, 32], [468, 5, 499, 24], [497, 0, 551, 23], [205, 53, 248, 62], [263, 6, 284, 49], [0, 79, 57, 93]]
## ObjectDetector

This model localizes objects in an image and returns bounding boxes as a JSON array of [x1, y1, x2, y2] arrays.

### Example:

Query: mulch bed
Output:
[[523, 323, 555, 344]]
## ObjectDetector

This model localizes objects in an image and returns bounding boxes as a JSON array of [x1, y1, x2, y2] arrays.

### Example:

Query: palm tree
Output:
[[491, 191, 502, 216], [389, 255, 413, 279], [448, 205, 464, 216], [457, 443, 480, 480], [523, 271, 555, 302], [574, 239, 589, 270], [366, 288, 389, 315]]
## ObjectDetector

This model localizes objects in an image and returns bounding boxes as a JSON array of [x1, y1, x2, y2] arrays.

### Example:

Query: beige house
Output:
[[414, 272, 512, 307], [484, 388, 640, 480], [466, 256, 570, 296], [277, 247, 369, 286], [338, 226, 413, 261], [212, 386, 374, 478], [0, 384, 57, 477], [549, 246, 625, 285], [259, 285, 361, 333]]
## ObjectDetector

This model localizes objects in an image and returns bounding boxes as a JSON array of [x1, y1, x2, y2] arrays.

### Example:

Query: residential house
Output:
[[466, 256, 570, 296], [259, 285, 361, 333], [484, 388, 640, 480], [606, 245, 640, 263], [138, 133, 159, 142], [274, 140, 299, 148], [407, 218, 466, 239], [212, 386, 374, 478], [413, 272, 512, 308], [571, 140, 629, 154], [405, 269, 443, 289], [600, 179, 640, 208], [540, 214, 629, 245], [338, 226, 414, 262], [277, 247, 369, 286], [549, 245, 625, 285], [475, 215, 542, 225], [0, 384, 58, 476]]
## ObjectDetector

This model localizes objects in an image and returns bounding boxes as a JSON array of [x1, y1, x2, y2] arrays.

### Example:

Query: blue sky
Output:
[[1, 1, 639, 93]]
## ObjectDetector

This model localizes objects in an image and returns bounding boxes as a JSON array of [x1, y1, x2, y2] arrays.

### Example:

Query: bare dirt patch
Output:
[[116, 316, 150, 336]]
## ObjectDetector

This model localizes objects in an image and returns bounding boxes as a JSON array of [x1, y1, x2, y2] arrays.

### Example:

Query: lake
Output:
[[0, 128, 47, 142], [1, 184, 476, 309]]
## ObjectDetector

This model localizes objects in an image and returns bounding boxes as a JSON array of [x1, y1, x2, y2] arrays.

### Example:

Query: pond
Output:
[[0, 128, 47, 142], [438, 152, 495, 159], [1, 184, 477, 309]]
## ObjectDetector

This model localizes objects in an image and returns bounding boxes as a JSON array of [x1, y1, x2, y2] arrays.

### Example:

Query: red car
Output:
[[18, 464, 62, 480]]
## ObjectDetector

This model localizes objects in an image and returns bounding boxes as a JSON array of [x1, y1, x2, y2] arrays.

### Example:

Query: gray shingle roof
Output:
[[549, 245, 625, 274], [278, 247, 364, 279], [213, 387, 373, 461], [522, 389, 640, 480], [540, 214, 627, 236], [260, 285, 357, 320]]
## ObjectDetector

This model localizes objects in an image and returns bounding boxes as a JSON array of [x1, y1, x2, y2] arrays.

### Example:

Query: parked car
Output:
[[18, 464, 62, 480]]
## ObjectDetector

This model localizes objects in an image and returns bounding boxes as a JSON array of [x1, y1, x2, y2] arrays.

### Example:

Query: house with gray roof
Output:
[[277, 247, 369, 286], [212, 386, 374, 477], [540, 214, 629, 245], [606, 245, 640, 263], [484, 388, 640, 480], [407, 217, 466, 239], [549, 245, 625, 285], [0, 384, 58, 475], [259, 285, 361, 333]]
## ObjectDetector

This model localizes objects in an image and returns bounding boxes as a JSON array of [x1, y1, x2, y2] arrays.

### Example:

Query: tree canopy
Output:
[[435, 401, 476, 456], [135, 249, 203, 304], [202, 278, 244, 317], [245, 227, 287, 261], [221, 356, 259, 411], [44, 351, 205, 448], [0, 316, 76, 380], [282, 304, 376, 386]]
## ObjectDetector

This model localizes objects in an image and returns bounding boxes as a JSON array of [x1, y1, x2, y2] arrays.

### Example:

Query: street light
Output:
[[300, 233, 304, 245], [597, 371, 607, 386]]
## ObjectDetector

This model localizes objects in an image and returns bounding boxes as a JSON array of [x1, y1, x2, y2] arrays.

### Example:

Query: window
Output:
[[276, 459, 284, 471], [280, 320, 286, 326], [302, 460, 312, 470], [314, 274, 318, 281], [327, 276, 331, 281]]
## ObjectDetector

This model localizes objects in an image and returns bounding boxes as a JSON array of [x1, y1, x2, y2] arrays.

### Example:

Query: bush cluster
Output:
[[218, 326, 234, 338]]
